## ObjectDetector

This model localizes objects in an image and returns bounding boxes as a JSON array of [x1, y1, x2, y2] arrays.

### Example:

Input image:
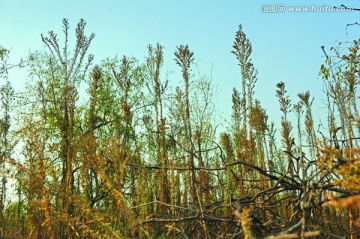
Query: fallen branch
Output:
[[263, 230, 321, 239]]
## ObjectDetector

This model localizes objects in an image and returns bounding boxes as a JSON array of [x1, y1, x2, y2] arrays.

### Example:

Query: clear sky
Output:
[[0, 0, 359, 126]]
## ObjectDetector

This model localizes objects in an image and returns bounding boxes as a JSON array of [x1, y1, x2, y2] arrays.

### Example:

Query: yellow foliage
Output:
[[318, 141, 360, 234], [241, 207, 252, 239], [326, 194, 360, 209]]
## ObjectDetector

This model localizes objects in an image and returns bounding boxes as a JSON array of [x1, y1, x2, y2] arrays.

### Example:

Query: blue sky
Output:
[[0, 0, 359, 126]]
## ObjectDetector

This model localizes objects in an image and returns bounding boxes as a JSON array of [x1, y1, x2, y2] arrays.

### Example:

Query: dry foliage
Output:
[[0, 19, 359, 238]]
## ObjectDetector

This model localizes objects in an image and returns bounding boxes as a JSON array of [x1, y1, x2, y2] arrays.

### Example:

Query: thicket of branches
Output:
[[0, 19, 359, 239]]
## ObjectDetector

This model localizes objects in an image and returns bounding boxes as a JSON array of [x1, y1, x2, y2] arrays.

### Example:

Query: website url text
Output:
[[261, 5, 354, 13]]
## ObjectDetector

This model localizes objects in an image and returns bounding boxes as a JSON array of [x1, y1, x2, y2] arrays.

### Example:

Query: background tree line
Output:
[[0, 18, 359, 238]]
